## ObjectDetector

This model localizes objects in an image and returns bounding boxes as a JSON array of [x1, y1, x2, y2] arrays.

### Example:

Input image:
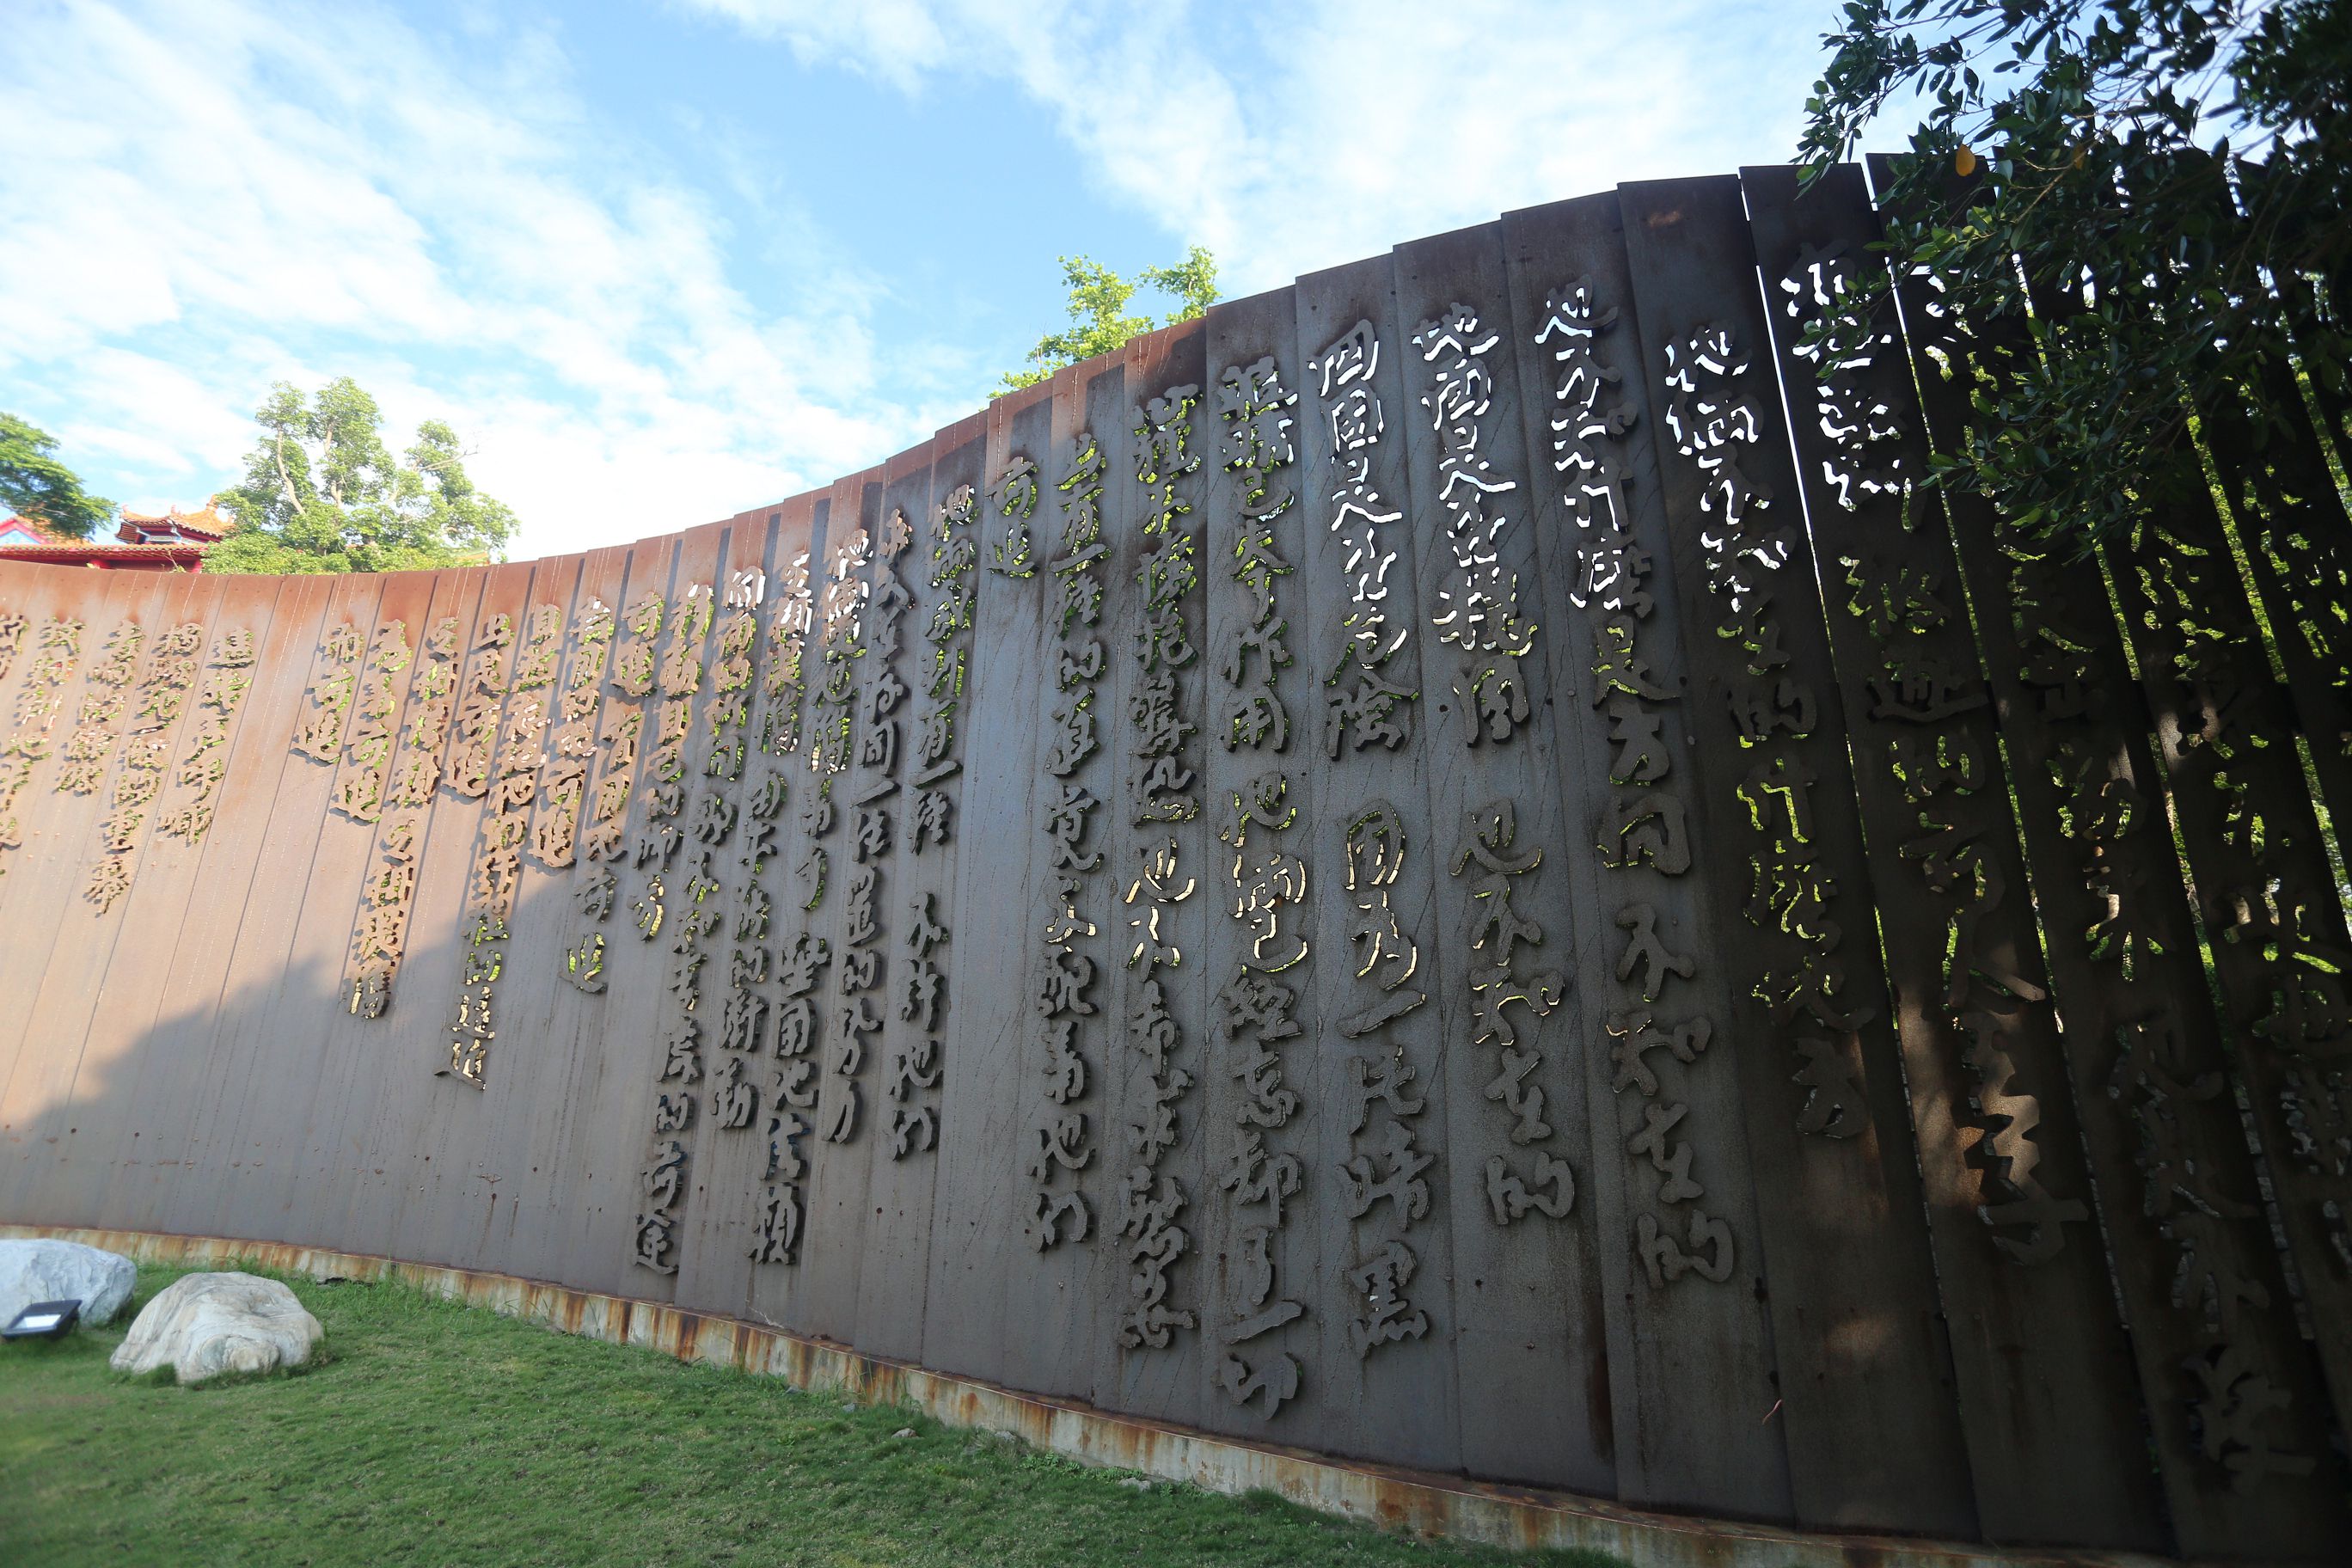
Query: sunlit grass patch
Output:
[[1, 1263, 1624, 1568]]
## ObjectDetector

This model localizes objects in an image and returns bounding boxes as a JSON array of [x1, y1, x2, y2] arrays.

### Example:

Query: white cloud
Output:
[[686, 0, 954, 91], [676, 0, 1822, 291], [0, 0, 946, 559], [55, 349, 259, 478], [3, 0, 1834, 562]]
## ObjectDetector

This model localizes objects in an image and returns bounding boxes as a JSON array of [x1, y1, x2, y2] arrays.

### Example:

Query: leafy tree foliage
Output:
[[1001, 248, 1219, 391], [211, 378, 518, 574], [0, 411, 115, 539], [1802, 0, 2349, 543]]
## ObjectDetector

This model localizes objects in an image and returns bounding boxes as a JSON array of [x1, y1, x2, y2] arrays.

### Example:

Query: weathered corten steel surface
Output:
[[0, 1224, 2184, 1568], [4, 166, 2351, 1563]]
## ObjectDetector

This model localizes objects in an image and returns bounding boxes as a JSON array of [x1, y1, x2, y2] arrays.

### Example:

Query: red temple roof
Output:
[[0, 501, 231, 573]]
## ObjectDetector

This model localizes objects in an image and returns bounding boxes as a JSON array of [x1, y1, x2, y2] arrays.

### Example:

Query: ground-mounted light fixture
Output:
[[2, 1299, 83, 1339]]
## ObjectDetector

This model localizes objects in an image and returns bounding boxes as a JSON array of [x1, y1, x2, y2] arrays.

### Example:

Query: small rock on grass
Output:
[[109, 1271, 323, 1384], [0, 1239, 138, 1327]]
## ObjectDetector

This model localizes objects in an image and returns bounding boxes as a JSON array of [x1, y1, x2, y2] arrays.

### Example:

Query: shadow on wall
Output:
[[0, 855, 659, 1311]]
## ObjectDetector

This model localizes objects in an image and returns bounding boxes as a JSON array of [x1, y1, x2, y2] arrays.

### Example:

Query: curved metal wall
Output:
[[5, 168, 2351, 1562]]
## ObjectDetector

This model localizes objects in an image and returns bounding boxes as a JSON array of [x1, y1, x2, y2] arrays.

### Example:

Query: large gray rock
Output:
[[109, 1271, 323, 1383], [0, 1238, 138, 1326]]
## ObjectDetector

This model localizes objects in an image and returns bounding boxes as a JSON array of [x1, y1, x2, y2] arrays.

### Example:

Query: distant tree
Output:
[[1001, 247, 1220, 391], [0, 411, 116, 539], [211, 378, 518, 574], [1801, 0, 2350, 544]]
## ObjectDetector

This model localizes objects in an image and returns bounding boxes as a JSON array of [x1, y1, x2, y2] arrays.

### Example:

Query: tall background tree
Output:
[[1, 411, 115, 538], [1801, 0, 2350, 543], [1001, 247, 1218, 390], [210, 377, 518, 574]]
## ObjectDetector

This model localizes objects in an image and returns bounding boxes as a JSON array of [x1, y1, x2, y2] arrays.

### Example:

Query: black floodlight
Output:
[[3, 1299, 83, 1339]]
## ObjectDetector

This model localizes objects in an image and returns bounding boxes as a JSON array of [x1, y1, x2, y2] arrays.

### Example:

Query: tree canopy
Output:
[[210, 378, 518, 574], [1001, 248, 1220, 391], [1801, 0, 2350, 543], [0, 411, 115, 539]]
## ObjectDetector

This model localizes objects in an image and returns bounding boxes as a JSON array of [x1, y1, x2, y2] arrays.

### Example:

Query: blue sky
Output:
[[3, 0, 1851, 560]]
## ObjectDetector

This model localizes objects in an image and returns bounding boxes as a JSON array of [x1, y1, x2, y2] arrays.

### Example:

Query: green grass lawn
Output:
[[0, 1264, 1623, 1568]]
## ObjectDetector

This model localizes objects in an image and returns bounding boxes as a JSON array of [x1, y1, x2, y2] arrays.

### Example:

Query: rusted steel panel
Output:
[[111, 573, 335, 1238], [856, 420, 983, 1363], [9, 570, 221, 1221], [1044, 358, 1141, 1408], [0, 567, 181, 1170], [1499, 185, 1976, 1534], [741, 481, 848, 1326], [1620, 175, 1975, 1524], [331, 567, 492, 1263], [992, 357, 1125, 1404], [1188, 285, 1329, 1446], [1632, 174, 2099, 1538], [739, 493, 826, 1326], [543, 531, 690, 1302], [600, 524, 730, 1297], [307, 565, 482, 1256], [377, 559, 542, 1265], [263, 566, 449, 1250], [669, 510, 787, 1322], [1390, 224, 1678, 1505], [1860, 156, 2352, 1557], [175, 573, 392, 1243], [1500, 193, 1810, 1519], [82, 573, 286, 1231], [1279, 256, 1468, 1479], [2016, 179, 2352, 1516], [665, 515, 778, 1321], [1382, 223, 1627, 1495], [460, 547, 631, 1289], [922, 379, 1058, 1391], [1088, 321, 1217, 1440], [790, 465, 892, 1344], [1739, 164, 2167, 1549], [426, 551, 591, 1273], [795, 447, 935, 1351], [0, 591, 30, 706], [2196, 353, 2352, 868], [2069, 260, 2352, 1508]]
